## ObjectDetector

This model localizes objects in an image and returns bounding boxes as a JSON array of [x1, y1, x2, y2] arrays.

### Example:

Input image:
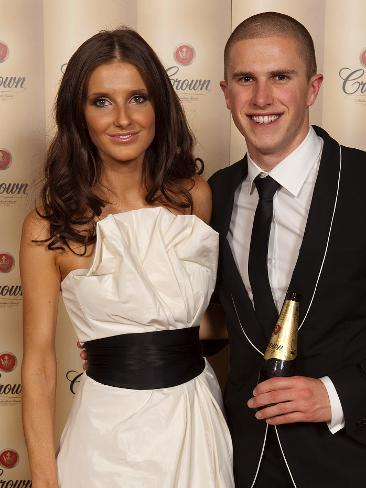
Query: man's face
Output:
[[221, 36, 323, 168]]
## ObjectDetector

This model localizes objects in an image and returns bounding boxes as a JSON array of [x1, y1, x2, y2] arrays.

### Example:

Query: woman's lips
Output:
[[108, 131, 139, 143]]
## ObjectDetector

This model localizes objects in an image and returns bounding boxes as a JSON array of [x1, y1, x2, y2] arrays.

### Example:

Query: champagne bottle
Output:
[[259, 292, 300, 381]]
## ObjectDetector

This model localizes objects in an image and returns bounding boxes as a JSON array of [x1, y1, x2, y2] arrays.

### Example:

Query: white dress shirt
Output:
[[227, 126, 344, 433]]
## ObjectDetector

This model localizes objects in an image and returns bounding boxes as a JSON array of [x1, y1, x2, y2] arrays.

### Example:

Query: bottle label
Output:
[[264, 300, 298, 361]]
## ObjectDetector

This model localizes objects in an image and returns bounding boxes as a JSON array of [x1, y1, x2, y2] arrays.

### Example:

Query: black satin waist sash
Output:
[[84, 326, 205, 390]]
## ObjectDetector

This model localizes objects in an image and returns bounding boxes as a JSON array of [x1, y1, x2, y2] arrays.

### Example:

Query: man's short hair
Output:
[[224, 11, 317, 80]]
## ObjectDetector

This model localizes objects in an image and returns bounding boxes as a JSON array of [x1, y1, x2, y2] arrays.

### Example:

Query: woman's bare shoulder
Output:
[[22, 208, 50, 243], [189, 175, 212, 224]]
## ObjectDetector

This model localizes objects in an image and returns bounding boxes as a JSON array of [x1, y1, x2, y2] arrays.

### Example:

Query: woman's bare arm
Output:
[[20, 211, 60, 487], [190, 176, 228, 341], [200, 303, 228, 340]]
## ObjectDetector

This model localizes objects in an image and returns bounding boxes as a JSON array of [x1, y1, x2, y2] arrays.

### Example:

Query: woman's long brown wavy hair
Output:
[[39, 27, 202, 253]]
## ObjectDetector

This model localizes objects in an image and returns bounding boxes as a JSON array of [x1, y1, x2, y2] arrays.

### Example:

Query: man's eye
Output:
[[93, 97, 110, 107], [239, 76, 253, 83], [274, 74, 288, 81]]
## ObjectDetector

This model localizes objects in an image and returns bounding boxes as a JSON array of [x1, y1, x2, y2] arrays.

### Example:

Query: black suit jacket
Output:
[[209, 126, 366, 487]]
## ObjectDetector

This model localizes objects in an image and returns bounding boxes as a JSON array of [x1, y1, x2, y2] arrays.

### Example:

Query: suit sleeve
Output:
[[329, 359, 366, 444], [327, 147, 366, 445], [208, 170, 223, 306]]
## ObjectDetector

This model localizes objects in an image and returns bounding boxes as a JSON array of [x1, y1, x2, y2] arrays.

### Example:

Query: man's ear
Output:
[[220, 80, 231, 110], [307, 73, 323, 108]]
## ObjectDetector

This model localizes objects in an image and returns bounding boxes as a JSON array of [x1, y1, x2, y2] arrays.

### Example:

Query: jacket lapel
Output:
[[214, 157, 268, 352], [287, 126, 341, 329], [221, 239, 268, 351]]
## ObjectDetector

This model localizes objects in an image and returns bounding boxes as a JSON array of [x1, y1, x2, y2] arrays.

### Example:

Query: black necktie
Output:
[[248, 175, 281, 334]]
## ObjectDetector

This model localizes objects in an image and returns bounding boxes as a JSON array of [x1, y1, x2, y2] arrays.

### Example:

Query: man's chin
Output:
[[247, 139, 282, 158]]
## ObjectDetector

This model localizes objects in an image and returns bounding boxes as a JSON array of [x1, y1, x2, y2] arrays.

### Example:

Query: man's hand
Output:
[[77, 341, 88, 370], [247, 376, 331, 425]]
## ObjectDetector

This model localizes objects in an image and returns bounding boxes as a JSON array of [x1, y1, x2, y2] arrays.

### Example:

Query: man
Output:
[[209, 11, 366, 488]]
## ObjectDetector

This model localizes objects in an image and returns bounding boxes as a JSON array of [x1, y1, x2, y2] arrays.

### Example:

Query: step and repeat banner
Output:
[[0, 0, 365, 482]]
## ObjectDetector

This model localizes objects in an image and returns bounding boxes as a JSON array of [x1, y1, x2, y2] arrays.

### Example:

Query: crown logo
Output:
[[174, 44, 195, 66], [0, 252, 15, 273], [0, 449, 18, 468], [0, 353, 17, 372]]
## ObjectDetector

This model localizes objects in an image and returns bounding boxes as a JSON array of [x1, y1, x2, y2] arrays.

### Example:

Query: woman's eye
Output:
[[131, 94, 148, 104], [93, 97, 110, 107]]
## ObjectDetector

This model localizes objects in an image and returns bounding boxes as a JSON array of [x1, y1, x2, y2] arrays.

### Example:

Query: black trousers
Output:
[[254, 426, 294, 488]]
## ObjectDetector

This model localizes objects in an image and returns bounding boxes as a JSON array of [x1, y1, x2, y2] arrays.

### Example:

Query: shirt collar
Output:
[[247, 126, 323, 197]]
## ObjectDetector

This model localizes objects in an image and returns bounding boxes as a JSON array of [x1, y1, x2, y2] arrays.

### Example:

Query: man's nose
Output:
[[252, 80, 273, 108]]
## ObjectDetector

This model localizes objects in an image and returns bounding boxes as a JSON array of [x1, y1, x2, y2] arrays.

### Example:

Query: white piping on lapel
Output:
[[298, 145, 342, 331], [250, 424, 268, 488], [231, 294, 264, 356], [275, 427, 297, 487]]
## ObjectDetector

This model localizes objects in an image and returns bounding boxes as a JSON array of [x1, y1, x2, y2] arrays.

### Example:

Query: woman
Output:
[[20, 28, 233, 487]]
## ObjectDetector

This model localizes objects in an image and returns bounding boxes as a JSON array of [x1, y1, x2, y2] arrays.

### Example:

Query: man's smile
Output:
[[249, 114, 281, 125]]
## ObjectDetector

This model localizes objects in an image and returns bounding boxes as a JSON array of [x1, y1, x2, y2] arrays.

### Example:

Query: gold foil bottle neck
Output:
[[263, 297, 299, 361]]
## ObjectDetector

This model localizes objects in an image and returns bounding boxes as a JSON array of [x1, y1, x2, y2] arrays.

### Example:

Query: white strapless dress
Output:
[[57, 207, 234, 488]]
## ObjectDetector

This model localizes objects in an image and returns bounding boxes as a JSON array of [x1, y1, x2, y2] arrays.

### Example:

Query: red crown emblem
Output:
[[0, 149, 12, 171], [360, 49, 366, 68], [0, 353, 17, 373], [0, 41, 9, 63], [174, 44, 195, 66], [0, 449, 19, 469], [0, 252, 15, 273]]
